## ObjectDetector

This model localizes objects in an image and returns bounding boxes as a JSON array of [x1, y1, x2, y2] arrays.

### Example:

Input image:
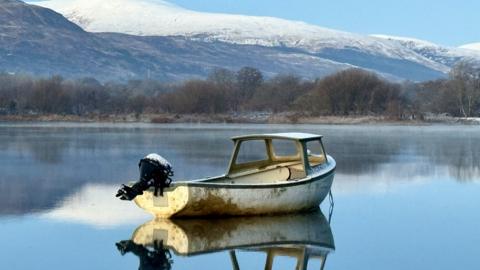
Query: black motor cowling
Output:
[[116, 154, 174, 201]]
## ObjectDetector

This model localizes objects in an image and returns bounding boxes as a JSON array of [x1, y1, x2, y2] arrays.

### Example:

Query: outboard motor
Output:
[[116, 154, 174, 201]]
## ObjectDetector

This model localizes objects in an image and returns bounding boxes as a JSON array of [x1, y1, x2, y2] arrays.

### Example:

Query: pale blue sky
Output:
[[31, 0, 479, 46], [167, 0, 478, 47]]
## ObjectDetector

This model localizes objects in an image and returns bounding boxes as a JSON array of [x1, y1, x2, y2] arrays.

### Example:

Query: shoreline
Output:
[[1, 113, 479, 125]]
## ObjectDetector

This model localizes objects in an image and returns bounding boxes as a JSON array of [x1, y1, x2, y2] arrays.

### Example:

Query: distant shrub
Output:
[[296, 68, 403, 116]]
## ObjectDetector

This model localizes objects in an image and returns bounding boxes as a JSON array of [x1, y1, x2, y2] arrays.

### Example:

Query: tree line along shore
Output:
[[1, 62, 479, 124]]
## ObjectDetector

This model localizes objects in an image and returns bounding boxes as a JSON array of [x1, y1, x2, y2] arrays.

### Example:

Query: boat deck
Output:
[[185, 160, 315, 186]]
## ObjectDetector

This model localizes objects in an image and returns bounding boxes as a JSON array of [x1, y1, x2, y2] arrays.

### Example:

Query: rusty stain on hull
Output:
[[181, 191, 244, 216]]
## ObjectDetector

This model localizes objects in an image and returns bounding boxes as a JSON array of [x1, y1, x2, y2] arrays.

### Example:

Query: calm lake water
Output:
[[0, 123, 479, 270]]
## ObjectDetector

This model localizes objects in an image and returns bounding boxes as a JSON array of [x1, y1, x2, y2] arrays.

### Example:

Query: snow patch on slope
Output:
[[372, 34, 480, 68], [460, 43, 480, 52], [372, 34, 480, 57], [371, 34, 439, 48]]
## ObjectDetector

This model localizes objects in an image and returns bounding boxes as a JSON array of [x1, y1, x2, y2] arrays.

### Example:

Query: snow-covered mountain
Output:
[[2, 0, 477, 81], [35, 0, 466, 74], [34, 0, 424, 54], [460, 43, 480, 52]]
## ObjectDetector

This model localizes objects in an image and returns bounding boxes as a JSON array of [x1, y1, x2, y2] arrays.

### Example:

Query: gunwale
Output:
[[172, 156, 336, 189]]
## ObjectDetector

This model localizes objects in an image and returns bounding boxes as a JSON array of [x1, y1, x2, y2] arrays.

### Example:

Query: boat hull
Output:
[[134, 168, 335, 218]]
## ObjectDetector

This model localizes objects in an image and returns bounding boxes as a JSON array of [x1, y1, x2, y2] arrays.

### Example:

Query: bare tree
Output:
[[449, 61, 480, 117], [248, 74, 308, 112], [236, 67, 263, 108]]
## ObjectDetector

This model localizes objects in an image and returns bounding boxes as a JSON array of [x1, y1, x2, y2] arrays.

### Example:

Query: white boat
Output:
[[133, 133, 336, 218], [117, 211, 334, 270]]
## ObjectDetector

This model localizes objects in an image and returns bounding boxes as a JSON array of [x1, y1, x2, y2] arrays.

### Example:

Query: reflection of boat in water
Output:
[[119, 133, 336, 218], [116, 210, 335, 270]]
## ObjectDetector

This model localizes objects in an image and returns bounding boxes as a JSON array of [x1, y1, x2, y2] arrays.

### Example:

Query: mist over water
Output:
[[0, 123, 479, 269]]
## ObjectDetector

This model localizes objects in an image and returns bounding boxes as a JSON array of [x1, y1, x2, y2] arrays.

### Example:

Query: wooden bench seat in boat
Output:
[[207, 162, 307, 185]]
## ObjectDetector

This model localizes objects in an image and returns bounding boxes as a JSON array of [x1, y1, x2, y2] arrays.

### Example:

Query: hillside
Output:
[[0, 0, 477, 81]]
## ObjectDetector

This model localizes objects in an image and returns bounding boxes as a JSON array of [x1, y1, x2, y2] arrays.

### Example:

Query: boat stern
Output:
[[134, 185, 189, 218]]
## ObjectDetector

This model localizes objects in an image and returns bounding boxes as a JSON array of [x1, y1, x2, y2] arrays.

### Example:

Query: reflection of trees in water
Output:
[[422, 135, 480, 182], [2, 127, 71, 164], [325, 135, 402, 175], [451, 148, 480, 182], [0, 127, 125, 215], [323, 128, 480, 183], [0, 128, 68, 214], [28, 137, 69, 164]]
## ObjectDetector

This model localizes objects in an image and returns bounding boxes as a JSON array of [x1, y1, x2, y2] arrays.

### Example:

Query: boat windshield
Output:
[[228, 138, 308, 180], [235, 140, 269, 164], [305, 140, 327, 167], [235, 139, 301, 167], [270, 139, 301, 162]]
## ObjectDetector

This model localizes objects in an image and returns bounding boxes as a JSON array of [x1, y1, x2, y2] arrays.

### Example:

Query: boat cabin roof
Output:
[[232, 132, 322, 142]]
